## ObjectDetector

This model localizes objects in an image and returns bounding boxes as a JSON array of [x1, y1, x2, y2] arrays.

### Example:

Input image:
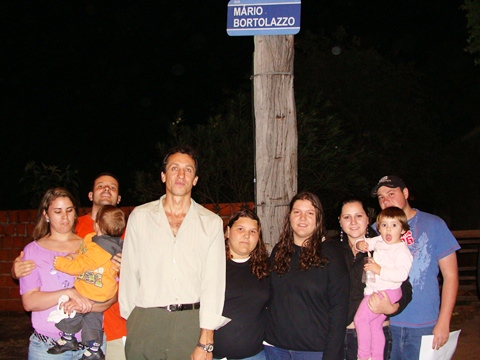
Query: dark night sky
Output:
[[1, 1, 478, 209]]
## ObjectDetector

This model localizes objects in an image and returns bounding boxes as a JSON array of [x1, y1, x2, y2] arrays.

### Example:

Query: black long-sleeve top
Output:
[[213, 259, 270, 359], [265, 241, 350, 359]]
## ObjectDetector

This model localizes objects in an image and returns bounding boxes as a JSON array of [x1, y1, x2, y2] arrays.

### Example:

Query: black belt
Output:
[[33, 331, 86, 349], [33, 331, 56, 344], [159, 302, 200, 312]]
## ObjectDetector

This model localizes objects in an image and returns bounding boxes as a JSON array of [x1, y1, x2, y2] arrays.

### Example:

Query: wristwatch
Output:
[[196, 342, 214, 352]]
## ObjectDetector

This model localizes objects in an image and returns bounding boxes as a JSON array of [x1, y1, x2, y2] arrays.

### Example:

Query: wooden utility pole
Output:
[[253, 35, 297, 249]]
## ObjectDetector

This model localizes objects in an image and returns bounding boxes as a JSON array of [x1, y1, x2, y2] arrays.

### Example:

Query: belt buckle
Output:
[[167, 304, 183, 312]]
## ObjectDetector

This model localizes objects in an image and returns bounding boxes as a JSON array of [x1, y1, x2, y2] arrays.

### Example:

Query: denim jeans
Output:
[[264, 345, 323, 359], [344, 326, 392, 360], [28, 332, 107, 360], [389, 325, 435, 360], [214, 349, 266, 360], [28, 332, 84, 360]]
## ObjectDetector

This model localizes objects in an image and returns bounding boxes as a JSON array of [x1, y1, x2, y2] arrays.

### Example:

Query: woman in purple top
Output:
[[19, 188, 113, 360]]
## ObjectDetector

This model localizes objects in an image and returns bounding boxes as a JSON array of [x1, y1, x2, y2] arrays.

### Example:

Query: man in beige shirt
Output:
[[120, 146, 229, 360]]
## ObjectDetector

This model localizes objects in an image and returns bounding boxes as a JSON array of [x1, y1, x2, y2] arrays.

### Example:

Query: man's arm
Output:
[[11, 251, 36, 279], [432, 252, 458, 349], [367, 277, 413, 316], [192, 216, 230, 359], [368, 247, 413, 315], [190, 329, 214, 360], [119, 212, 139, 319], [368, 292, 399, 315], [111, 253, 122, 273], [197, 217, 229, 330]]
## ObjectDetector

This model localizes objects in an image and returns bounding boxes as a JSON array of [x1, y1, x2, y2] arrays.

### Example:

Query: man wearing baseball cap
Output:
[[370, 175, 460, 360]]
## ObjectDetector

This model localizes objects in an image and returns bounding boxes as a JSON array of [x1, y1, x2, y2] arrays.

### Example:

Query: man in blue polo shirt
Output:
[[370, 175, 460, 360]]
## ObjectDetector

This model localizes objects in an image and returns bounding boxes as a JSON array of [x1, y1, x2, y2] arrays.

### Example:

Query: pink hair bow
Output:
[[401, 230, 414, 245]]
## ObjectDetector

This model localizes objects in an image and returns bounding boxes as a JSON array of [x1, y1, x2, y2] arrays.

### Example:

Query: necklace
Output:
[[349, 240, 361, 265], [348, 241, 357, 255]]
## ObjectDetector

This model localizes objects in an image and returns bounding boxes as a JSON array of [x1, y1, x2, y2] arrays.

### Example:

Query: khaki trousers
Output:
[[125, 307, 199, 360]]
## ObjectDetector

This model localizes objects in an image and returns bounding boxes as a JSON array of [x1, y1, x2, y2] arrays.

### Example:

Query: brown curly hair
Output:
[[225, 209, 269, 279], [271, 192, 329, 276]]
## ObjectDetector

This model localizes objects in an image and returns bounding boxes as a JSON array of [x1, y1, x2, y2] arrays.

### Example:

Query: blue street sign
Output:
[[227, 0, 301, 36]]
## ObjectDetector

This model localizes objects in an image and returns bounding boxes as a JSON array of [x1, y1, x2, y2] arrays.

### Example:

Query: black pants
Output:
[[344, 326, 392, 360], [56, 312, 103, 344]]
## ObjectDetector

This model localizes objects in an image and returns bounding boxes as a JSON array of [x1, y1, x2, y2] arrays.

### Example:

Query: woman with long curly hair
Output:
[[213, 209, 270, 360], [264, 192, 350, 359]]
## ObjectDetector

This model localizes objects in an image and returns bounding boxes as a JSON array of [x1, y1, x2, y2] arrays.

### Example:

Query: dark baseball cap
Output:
[[371, 175, 406, 197]]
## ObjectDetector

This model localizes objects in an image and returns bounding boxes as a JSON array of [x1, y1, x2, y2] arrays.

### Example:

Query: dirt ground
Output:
[[450, 303, 480, 359], [0, 303, 478, 359]]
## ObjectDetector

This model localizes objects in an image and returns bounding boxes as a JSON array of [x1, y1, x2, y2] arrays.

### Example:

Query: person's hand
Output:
[[111, 253, 122, 273], [11, 251, 36, 279], [65, 289, 94, 314], [58, 299, 77, 316], [367, 291, 399, 315], [432, 321, 450, 350], [67, 253, 78, 260], [357, 241, 369, 252], [190, 346, 213, 360], [364, 258, 381, 275]]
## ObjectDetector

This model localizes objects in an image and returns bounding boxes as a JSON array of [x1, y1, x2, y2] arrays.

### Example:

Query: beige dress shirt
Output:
[[119, 195, 230, 330]]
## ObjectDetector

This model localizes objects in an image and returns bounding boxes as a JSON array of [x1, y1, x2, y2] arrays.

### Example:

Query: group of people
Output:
[[12, 146, 460, 360]]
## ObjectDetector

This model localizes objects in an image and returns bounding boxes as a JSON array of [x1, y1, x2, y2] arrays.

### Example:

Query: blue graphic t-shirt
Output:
[[387, 210, 460, 328]]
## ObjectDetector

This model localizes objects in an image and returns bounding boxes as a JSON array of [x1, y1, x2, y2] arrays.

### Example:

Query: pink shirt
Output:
[[19, 241, 81, 339]]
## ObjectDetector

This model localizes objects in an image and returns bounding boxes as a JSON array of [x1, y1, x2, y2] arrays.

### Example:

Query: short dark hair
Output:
[[95, 205, 126, 237], [92, 172, 121, 194], [162, 145, 199, 176]]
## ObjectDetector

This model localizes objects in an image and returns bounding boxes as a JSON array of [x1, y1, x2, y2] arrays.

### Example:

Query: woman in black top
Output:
[[332, 196, 412, 360], [213, 209, 270, 360], [265, 192, 350, 359]]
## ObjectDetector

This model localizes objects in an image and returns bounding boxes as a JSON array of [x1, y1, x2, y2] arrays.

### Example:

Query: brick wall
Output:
[[0, 202, 253, 312]]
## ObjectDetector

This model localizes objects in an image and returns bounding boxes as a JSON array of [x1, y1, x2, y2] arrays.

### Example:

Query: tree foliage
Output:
[[294, 30, 442, 211], [132, 93, 255, 205], [133, 29, 446, 226], [133, 88, 370, 225], [296, 93, 372, 222], [463, 0, 480, 65], [19, 161, 81, 208]]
